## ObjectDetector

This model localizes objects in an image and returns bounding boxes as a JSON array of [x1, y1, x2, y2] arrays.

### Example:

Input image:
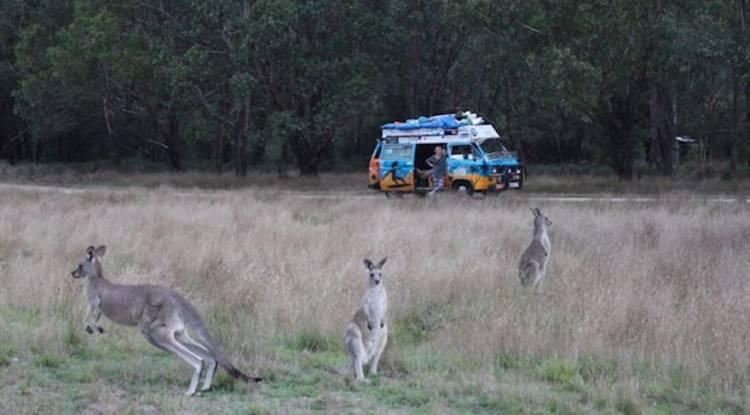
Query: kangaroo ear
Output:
[[86, 246, 96, 258], [363, 259, 374, 270], [95, 245, 106, 258], [530, 208, 538, 217], [377, 257, 388, 268]]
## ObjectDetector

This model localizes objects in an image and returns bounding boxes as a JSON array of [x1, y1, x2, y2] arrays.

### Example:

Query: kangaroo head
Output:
[[363, 257, 387, 287], [71, 245, 106, 279], [531, 208, 552, 227]]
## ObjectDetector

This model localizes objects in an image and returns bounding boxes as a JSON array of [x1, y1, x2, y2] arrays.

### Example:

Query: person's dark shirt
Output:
[[426, 154, 446, 179]]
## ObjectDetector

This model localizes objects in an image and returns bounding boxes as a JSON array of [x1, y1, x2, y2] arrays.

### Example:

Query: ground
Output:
[[0, 170, 748, 414]]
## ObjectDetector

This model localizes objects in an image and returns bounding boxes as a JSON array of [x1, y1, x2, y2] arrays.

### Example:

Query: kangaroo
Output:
[[70, 245, 262, 396], [519, 208, 552, 288], [343, 258, 388, 382]]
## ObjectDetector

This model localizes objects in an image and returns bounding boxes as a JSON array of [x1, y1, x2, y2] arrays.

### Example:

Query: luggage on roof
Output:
[[381, 111, 485, 131]]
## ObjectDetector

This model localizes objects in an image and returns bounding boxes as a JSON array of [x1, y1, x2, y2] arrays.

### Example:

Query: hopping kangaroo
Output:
[[70, 245, 261, 396], [519, 208, 552, 288], [343, 258, 388, 382]]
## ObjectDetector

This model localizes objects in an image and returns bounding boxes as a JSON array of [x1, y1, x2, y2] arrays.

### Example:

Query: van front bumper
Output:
[[489, 167, 523, 192]]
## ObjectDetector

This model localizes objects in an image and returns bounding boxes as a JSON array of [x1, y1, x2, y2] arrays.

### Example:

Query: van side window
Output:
[[372, 142, 382, 158], [381, 144, 412, 160], [450, 144, 475, 160]]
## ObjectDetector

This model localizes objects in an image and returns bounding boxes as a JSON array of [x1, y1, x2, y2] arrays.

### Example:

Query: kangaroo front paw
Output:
[[96, 326, 104, 334], [85, 326, 94, 334]]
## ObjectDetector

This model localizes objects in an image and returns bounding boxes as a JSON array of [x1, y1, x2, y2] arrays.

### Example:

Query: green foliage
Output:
[[1, 0, 750, 176]]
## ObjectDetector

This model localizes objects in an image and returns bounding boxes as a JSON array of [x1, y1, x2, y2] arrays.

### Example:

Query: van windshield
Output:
[[480, 138, 512, 157], [380, 144, 412, 160]]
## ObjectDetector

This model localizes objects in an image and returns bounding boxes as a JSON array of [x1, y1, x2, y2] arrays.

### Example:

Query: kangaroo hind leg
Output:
[[369, 326, 388, 376], [345, 331, 368, 382], [520, 261, 540, 287], [176, 330, 217, 392], [142, 325, 204, 396]]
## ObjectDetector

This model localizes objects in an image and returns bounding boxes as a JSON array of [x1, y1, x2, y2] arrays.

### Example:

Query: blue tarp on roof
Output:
[[381, 114, 463, 130]]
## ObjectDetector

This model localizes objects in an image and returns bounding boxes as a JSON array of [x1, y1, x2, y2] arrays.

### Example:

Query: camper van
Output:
[[368, 113, 524, 196]]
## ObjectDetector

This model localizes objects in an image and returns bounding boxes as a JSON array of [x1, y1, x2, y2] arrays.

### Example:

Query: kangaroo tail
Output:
[[178, 298, 262, 383], [216, 356, 263, 383], [201, 330, 263, 383]]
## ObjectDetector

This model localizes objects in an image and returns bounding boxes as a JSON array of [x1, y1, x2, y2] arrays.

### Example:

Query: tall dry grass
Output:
[[1, 184, 749, 395]]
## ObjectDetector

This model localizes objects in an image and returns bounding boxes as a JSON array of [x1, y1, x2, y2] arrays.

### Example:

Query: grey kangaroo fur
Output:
[[71, 245, 261, 396], [343, 258, 388, 382], [519, 208, 552, 288]]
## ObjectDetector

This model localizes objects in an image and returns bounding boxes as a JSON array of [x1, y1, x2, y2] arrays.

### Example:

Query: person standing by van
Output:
[[426, 146, 446, 196]]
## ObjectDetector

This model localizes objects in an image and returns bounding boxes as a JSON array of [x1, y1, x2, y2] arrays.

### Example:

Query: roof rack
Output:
[[380, 124, 501, 143]]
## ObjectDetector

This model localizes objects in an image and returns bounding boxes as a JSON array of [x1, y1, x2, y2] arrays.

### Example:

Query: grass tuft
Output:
[[33, 353, 63, 369]]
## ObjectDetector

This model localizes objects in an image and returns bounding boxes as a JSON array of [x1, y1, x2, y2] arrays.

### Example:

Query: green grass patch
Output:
[[286, 331, 338, 353], [539, 359, 578, 385], [615, 396, 641, 415], [1, 307, 748, 414], [536, 358, 590, 395], [393, 301, 457, 345], [33, 353, 64, 369], [372, 380, 433, 409], [494, 352, 533, 371], [265, 369, 326, 399], [577, 357, 618, 383]]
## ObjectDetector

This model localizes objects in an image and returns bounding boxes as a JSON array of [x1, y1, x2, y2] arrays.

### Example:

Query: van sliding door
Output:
[[378, 143, 415, 192]]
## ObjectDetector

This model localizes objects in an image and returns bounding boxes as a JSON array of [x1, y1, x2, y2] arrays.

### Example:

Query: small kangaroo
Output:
[[519, 208, 552, 288], [70, 245, 262, 396], [343, 258, 388, 382]]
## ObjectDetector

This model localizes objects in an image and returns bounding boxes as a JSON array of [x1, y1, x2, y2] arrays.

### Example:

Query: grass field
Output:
[[2, 161, 750, 194], [1, 175, 749, 414]]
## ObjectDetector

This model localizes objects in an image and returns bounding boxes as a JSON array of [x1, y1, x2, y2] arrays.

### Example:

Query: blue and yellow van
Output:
[[368, 113, 524, 196]]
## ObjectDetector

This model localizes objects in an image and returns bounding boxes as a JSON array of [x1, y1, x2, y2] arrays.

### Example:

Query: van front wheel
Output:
[[452, 181, 473, 196]]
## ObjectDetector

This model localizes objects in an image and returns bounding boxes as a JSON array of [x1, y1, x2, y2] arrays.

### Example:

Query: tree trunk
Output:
[[165, 112, 182, 171], [739, 0, 750, 171], [731, 67, 740, 172], [555, 109, 566, 165], [234, 0, 251, 177], [215, 123, 224, 174], [277, 140, 289, 179], [649, 81, 675, 175], [235, 97, 250, 177], [746, 81, 750, 172], [598, 93, 637, 181], [290, 134, 318, 176], [102, 96, 120, 165]]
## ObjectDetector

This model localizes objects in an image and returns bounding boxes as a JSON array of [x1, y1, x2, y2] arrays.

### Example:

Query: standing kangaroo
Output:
[[519, 208, 552, 288], [70, 245, 261, 396], [343, 258, 388, 382]]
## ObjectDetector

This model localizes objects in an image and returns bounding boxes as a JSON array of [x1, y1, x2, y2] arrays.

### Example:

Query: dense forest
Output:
[[0, 0, 749, 178]]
